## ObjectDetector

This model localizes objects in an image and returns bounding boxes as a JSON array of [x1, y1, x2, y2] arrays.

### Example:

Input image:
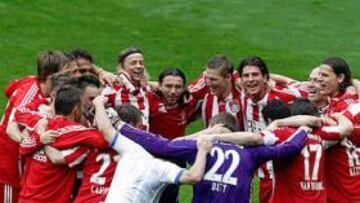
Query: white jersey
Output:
[[105, 132, 185, 203]]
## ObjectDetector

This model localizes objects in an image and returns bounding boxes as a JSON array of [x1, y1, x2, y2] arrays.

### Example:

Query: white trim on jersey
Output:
[[4, 184, 12, 203]]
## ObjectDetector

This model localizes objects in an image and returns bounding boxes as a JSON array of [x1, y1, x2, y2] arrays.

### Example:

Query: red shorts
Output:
[[259, 178, 273, 203], [0, 183, 20, 203]]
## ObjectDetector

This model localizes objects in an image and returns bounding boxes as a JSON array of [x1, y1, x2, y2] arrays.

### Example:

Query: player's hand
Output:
[[38, 104, 54, 117], [299, 126, 312, 133], [92, 95, 108, 107], [35, 118, 48, 135], [93, 65, 117, 87], [196, 136, 213, 153], [40, 130, 59, 145], [205, 124, 231, 135]]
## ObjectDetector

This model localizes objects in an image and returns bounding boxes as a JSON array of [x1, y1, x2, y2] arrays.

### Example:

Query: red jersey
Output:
[[270, 127, 327, 203], [287, 82, 309, 98], [4, 76, 37, 98], [0, 78, 44, 188], [201, 85, 243, 128], [102, 73, 151, 130], [241, 87, 296, 133], [148, 92, 200, 139], [19, 117, 108, 203], [327, 91, 358, 115], [241, 87, 296, 180], [319, 103, 360, 202], [74, 148, 118, 203], [324, 94, 360, 203]]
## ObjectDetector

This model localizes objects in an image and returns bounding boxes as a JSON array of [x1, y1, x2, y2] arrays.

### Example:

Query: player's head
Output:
[[64, 49, 94, 78], [262, 99, 291, 124], [54, 86, 84, 122], [289, 98, 320, 117], [239, 56, 269, 101], [37, 50, 68, 96], [307, 67, 327, 104], [318, 57, 352, 97], [117, 47, 145, 84], [157, 67, 187, 106], [209, 112, 239, 132], [77, 75, 102, 114], [50, 72, 74, 100], [117, 104, 143, 129], [205, 55, 234, 97]]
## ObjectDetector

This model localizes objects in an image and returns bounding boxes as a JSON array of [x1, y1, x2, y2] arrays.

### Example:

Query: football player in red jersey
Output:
[[238, 56, 296, 203], [0, 50, 66, 203], [316, 57, 360, 203], [102, 47, 151, 130], [18, 86, 108, 203], [149, 68, 202, 203], [194, 55, 243, 128]]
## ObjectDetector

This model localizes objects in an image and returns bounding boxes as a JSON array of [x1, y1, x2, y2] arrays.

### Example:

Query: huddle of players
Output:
[[0, 47, 359, 203]]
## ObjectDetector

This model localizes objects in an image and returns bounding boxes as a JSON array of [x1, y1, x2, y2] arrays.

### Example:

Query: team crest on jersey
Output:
[[228, 101, 240, 113], [158, 104, 167, 113]]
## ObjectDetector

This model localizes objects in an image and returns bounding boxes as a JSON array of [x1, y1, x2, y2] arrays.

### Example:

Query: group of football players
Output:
[[0, 47, 359, 203]]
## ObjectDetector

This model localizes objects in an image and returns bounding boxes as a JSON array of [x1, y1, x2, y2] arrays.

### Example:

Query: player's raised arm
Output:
[[178, 137, 212, 184], [250, 127, 308, 166], [268, 115, 322, 130], [93, 95, 117, 143]]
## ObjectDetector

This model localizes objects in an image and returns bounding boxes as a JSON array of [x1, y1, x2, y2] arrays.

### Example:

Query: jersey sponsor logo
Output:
[[32, 150, 47, 162]]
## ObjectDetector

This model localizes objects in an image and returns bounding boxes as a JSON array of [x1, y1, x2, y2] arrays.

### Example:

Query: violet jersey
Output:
[[116, 124, 307, 203]]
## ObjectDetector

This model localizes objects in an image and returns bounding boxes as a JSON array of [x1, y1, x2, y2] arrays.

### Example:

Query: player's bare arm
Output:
[[93, 95, 117, 143]]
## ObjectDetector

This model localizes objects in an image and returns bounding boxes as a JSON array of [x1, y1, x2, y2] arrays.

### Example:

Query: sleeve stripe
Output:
[[174, 169, 186, 185], [110, 132, 120, 148]]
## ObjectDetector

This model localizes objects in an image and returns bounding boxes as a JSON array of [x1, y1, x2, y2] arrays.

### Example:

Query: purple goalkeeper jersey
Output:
[[117, 124, 307, 203]]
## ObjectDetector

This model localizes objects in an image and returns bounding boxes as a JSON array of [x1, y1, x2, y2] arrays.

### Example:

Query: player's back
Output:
[[74, 148, 118, 203], [272, 132, 326, 203], [193, 143, 259, 203]]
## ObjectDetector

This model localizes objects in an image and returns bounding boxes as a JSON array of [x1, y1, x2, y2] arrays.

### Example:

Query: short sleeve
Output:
[[154, 159, 186, 185]]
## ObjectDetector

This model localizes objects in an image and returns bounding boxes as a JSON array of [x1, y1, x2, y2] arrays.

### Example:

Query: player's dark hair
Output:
[[321, 57, 352, 93], [209, 112, 239, 132], [158, 67, 186, 85], [65, 49, 94, 63], [50, 72, 74, 93], [289, 98, 320, 117], [117, 104, 143, 127], [206, 55, 234, 77], [155, 67, 189, 105], [262, 99, 291, 123], [238, 56, 269, 80], [37, 50, 67, 82], [117, 47, 143, 65], [76, 74, 101, 91], [54, 86, 82, 116]]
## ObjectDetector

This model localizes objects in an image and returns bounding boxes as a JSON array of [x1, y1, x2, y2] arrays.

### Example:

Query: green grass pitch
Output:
[[1, 1, 359, 202]]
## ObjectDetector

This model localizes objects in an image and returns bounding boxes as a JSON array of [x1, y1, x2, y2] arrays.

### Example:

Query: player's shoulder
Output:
[[269, 87, 296, 102]]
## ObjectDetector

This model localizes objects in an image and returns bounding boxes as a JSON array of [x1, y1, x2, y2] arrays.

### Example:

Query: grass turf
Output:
[[1, 1, 359, 202]]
